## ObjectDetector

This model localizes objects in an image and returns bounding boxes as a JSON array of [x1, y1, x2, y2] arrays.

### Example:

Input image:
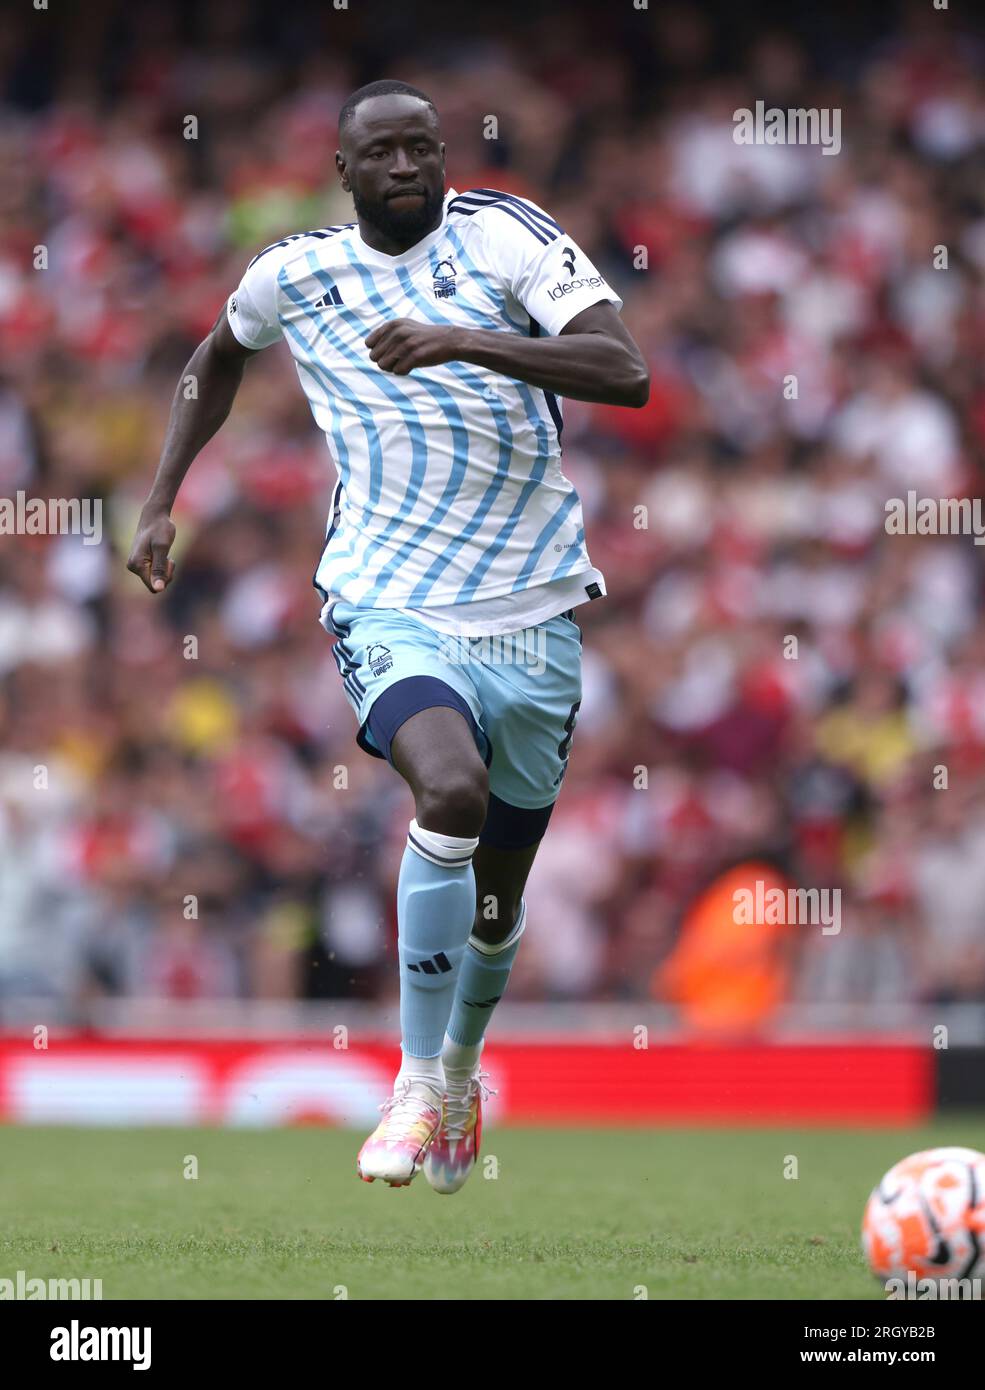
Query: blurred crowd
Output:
[[1, 0, 985, 1021]]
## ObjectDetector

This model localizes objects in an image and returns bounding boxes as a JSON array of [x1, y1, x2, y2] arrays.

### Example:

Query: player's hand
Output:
[[127, 508, 176, 593], [365, 319, 461, 375]]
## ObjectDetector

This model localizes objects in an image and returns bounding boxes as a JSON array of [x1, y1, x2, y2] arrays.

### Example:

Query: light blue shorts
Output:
[[321, 599, 583, 813]]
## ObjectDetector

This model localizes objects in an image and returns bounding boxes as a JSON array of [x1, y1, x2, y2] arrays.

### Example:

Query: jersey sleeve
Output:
[[225, 247, 285, 350], [480, 195, 623, 336]]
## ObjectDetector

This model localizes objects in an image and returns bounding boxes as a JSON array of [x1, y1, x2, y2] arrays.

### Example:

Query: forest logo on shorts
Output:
[[368, 644, 393, 676]]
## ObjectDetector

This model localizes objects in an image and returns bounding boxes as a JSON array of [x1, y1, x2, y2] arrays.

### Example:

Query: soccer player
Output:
[[128, 80, 648, 1192]]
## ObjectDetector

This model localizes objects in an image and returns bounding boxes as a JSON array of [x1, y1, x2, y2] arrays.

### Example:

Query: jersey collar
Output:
[[351, 188, 457, 268]]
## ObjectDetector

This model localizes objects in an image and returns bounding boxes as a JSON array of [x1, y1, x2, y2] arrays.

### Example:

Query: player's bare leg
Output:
[[357, 704, 489, 1186], [471, 842, 541, 950]]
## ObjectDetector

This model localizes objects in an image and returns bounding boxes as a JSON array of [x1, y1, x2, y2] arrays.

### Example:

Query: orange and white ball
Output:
[[862, 1146, 985, 1293]]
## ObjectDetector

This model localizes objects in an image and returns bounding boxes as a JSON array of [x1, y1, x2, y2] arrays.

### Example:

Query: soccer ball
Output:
[[862, 1146, 985, 1296]]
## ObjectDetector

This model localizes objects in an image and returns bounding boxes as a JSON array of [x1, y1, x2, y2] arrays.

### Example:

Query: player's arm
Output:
[[127, 309, 260, 593], [366, 301, 649, 408]]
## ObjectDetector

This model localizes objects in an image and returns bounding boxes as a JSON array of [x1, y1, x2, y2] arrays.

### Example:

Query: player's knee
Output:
[[417, 764, 489, 839]]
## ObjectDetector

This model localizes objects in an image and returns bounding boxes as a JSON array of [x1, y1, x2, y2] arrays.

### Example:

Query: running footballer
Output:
[[128, 80, 649, 1191]]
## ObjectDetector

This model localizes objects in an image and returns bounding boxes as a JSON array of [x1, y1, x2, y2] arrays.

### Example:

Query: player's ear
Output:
[[336, 150, 350, 192]]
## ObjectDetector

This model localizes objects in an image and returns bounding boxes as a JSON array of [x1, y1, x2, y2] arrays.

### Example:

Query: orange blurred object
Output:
[[654, 860, 793, 1036]]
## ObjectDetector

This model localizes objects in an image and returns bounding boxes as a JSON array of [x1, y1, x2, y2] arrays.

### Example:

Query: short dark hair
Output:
[[338, 80, 437, 133]]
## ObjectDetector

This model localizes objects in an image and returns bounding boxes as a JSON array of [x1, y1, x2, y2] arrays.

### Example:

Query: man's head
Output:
[[336, 81, 445, 250]]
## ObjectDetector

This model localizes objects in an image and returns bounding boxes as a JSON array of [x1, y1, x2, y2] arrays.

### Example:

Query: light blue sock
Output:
[[397, 818, 479, 1059], [446, 900, 527, 1051]]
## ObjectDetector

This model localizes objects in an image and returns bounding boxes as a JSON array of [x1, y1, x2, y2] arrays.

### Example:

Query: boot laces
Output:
[[378, 1079, 438, 1141], [444, 1070, 496, 1141]]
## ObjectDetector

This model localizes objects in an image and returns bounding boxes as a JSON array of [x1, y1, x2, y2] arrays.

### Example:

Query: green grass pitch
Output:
[[2, 1120, 983, 1300]]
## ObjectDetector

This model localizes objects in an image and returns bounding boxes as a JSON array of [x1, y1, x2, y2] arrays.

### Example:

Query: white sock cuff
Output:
[[468, 897, 526, 956], [407, 817, 480, 868]]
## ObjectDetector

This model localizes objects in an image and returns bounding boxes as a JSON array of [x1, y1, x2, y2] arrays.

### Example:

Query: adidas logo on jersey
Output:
[[313, 285, 344, 309]]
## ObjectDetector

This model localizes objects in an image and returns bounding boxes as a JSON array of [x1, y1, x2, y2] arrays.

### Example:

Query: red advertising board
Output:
[[0, 1036, 932, 1126]]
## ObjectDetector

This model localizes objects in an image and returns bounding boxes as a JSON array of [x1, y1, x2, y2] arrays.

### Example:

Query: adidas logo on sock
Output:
[[407, 952, 453, 975], [463, 994, 502, 1009]]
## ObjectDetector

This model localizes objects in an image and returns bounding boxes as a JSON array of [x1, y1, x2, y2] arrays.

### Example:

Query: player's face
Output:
[[337, 95, 446, 248]]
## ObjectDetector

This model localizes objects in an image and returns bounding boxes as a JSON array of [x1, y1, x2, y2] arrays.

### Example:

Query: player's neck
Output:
[[357, 210, 444, 258]]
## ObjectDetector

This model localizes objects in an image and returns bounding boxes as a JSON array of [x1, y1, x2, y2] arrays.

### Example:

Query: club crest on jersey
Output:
[[432, 259, 457, 299], [368, 643, 393, 676]]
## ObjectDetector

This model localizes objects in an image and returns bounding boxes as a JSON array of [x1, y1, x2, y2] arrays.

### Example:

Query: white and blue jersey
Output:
[[225, 188, 619, 636]]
